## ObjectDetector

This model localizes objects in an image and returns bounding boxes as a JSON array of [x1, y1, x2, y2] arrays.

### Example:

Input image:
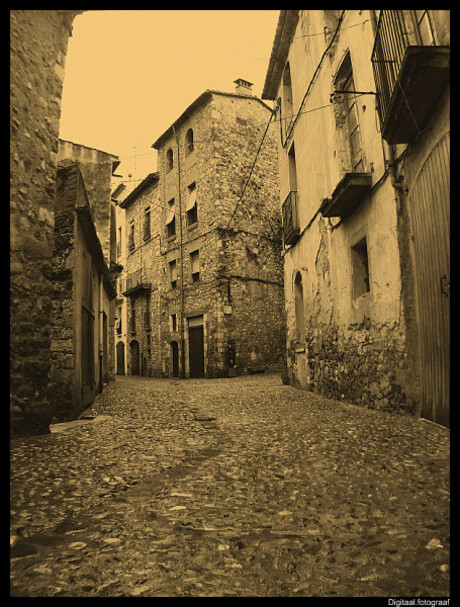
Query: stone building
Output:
[[118, 80, 285, 378], [48, 161, 116, 421], [118, 173, 162, 376], [10, 10, 83, 434], [56, 140, 121, 381], [262, 10, 450, 425], [57, 140, 120, 268], [111, 182, 130, 376]]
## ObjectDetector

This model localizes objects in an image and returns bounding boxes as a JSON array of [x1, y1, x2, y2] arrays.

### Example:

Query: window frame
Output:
[[190, 249, 200, 282]]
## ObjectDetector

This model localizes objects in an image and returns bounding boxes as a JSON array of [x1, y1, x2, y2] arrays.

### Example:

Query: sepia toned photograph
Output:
[[10, 9, 450, 599]]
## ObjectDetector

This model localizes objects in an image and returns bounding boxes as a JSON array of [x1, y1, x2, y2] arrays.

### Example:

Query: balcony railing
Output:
[[371, 10, 450, 143], [282, 191, 300, 246], [122, 269, 152, 297]]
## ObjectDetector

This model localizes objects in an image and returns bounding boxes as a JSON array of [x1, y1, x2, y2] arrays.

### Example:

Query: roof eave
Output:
[[262, 10, 300, 100]]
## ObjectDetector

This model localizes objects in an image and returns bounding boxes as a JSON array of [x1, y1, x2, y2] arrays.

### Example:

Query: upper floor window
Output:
[[190, 249, 200, 282], [166, 148, 174, 172], [186, 182, 198, 227], [166, 198, 176, 238], [117, 226, 122, 258], [128, 221, 135, 251], [169, 259, 177, 289], [143, 207, 151, 241], [334, 52, 365, 173], [414, 10, 435, 45], [185, 129, 194, 155], [130, 307, 136, 334], [282, 62, 294, 138]]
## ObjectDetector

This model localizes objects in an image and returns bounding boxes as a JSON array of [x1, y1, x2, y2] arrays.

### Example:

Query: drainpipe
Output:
[[172, 124, 186, 378], [387, 142, 406, 209], [369, 9, 377, 36], [98, 273, 104, 393]]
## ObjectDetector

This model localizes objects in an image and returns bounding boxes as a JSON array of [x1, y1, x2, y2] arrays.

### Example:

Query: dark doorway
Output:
[[130, 340, 139, 375], [171, 341, 179, 377], [189, 325, 204, 378], [116, 341, 125, 375]]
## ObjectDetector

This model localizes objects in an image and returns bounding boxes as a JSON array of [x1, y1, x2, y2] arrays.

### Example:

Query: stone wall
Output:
[[10, 10, 82, 434], [57, 140, 118, 267], [47, 163, 80, 422]]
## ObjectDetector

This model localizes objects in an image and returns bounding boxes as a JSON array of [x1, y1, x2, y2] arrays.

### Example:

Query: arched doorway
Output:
[[116, 341, 125, 375], [130, 340, 139, 376], [170, 341, 179, 378], [294, 271, 305, 340]]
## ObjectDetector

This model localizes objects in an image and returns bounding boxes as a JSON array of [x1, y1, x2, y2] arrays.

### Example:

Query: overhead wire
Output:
[[225, 110, 275, 229]]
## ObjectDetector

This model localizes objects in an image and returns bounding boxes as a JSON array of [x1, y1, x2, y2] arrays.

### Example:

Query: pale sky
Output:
[[59, 9, 279, 186]]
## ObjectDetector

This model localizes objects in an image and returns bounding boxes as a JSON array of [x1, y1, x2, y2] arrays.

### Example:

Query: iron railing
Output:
[[282, 191, 300, 246], [371, 10, 411, 125], [371, 10, 438, 126], [124, 269, 151, 294]]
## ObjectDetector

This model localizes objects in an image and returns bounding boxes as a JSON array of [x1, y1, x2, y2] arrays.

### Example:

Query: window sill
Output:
[[187, 222, 198, 231]]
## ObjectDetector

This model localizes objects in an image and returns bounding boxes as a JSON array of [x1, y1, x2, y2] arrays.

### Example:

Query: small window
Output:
[[166, 199, 176, 238], [143, 207, 151, 240], [351, 237, 370, 299], [117, 226, 122, 258], [128, 222, 135, 251], [171, 313, 177, 332], [334, 52, 365, 173], [282, 62, 294, 137], [185, 129, 194, 155], [186, 182, 198, 227], [130, 308, 136, 334], [190, 249, 200, 282], [144, 295, 151, 330], [169, 259, 177, 289], [166, 148, 174, 172], [116, 306, 122, 335]]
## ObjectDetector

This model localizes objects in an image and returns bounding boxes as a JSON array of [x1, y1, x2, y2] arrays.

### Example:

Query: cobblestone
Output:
[[10, 374, 450, 597]]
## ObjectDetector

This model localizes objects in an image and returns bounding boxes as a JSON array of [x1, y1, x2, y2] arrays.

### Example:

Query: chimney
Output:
[[234, 78, 254, 96]]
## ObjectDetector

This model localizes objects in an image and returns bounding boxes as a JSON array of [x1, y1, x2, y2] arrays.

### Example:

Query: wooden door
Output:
[[116, 341, 125, 375], [189, 326, 204, 378], [130, 340, 139, 376], [408, 132, 450, 426], [171, 341, 179, 377]]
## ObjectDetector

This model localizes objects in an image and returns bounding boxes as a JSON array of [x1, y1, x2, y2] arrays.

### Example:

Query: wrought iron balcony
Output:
[[282, 190, 300, 246], [371, 10, 449, 144], [122, 269, 152, 297]]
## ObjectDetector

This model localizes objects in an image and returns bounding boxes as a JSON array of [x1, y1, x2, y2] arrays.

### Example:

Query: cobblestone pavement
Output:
[[10, 374, 450, 597]]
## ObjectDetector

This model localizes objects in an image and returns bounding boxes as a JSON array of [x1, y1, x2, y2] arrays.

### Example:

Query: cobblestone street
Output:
[[10, 374, 450, 598]]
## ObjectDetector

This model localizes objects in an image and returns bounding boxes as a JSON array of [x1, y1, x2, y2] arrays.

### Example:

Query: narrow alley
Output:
[[10, 374, 450, 597]]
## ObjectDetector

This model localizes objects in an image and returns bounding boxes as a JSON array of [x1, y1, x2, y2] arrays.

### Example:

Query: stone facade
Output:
[[10, 10, 83, 434], [263, 10, 450, 423], [48, 162, 116, 421], [56, 140, 120, 382], [57, 140, 120, 267], [118, 86, 285, 378]]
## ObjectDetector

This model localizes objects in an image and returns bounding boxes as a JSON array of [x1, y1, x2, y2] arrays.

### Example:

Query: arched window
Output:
[[166, 148, 174, 172], [185, 128, 194, 155], [294, 271, 305, 340]]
